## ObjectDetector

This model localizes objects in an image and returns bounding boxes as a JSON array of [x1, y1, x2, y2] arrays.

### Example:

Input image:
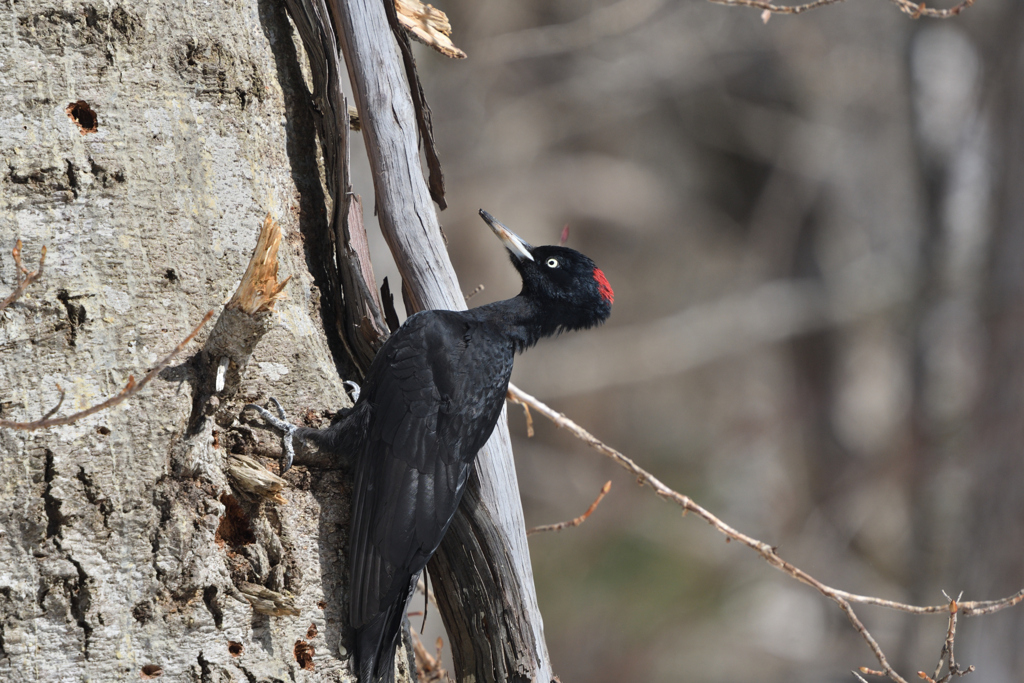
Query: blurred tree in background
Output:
[[341, 0, 1024, 680]]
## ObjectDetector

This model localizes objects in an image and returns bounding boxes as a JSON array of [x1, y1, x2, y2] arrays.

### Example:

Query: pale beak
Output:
[[479, 209, 534, 261]]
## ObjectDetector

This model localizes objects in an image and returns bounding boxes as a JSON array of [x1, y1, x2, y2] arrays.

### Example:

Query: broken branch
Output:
[[0, 240, 46, 313]]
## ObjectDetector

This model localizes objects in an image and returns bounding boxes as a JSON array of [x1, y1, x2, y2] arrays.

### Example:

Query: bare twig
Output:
[[0, 310, 213, 430], [415, 575, 439, 609], [0, 240, 46, 313], [507, 389, 534, 437], [527, 480, 611, 535], [39, 384, 66, 421], [922, 595, 974, 682], [506, 383, 1020, 682], [706, 0, 975, 18], [410, 629, 453, 683], [706, 0, 846, 14]]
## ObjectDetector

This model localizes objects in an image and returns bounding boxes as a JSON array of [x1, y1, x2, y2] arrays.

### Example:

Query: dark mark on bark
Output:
[[238, 664, 258, 683], [66, 556, 93, 658], [88, 158, 126, 187], [76, 467, 111, 528], [216, 494, 255, 547], [65, 160, 79, 197], [56, 290, 87, 346], [43, 450, 62, 538], [132, 600, 154, 624], [140, 664, 163, 679], [293, 639, 314, 670], [203, 586, 224, 629], [197, 651, 212, 681], [65, 101, 97, 134]]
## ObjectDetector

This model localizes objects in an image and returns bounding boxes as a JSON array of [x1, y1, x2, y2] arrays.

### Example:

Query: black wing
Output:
[[348, 310, 513, 679]]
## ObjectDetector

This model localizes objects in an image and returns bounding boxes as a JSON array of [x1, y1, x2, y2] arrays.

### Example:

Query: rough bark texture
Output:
[[0, 0, 378, 680]]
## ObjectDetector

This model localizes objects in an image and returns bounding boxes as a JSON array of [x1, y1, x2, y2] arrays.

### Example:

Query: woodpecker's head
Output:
[[480, 209, 613, 332]]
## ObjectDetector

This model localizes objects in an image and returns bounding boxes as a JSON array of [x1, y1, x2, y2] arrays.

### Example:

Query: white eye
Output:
[[545, 258, 559, 268]]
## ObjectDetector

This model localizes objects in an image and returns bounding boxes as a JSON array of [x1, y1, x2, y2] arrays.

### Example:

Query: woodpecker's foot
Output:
[[243, 397, 299, 474], [343, 380, 361, 403]]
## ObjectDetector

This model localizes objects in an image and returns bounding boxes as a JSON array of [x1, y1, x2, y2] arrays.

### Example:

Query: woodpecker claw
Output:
[[343, 380, 361, 403], [243, 398, 298, 474]]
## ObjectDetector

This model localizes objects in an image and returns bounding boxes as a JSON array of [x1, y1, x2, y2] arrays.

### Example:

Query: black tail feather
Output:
[[355, 593, 410, 683]]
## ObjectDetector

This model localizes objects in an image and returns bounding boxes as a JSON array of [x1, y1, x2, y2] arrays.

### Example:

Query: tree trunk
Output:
[[0, 0, 367, 679], [957, 3, 1024, 675]]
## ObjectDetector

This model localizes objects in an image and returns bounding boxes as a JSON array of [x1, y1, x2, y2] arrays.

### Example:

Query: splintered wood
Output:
[[238, 582, 301, 617], [227, 453, 288, 505], [395, 0, 467, 59], [227, 214, 291, 314]]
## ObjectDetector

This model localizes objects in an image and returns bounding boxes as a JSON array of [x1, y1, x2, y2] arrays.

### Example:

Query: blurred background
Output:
[[344, 0, 1024, 680]]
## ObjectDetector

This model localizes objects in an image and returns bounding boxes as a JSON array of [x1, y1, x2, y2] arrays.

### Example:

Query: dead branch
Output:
[[919, 595, 974, 683], [0, 240, 46, 314], [507, 389, 534, 437], [410, 629, 453, 683], [200, 216, 293, 404], [0, 310, 213, 431], [379, 0, 448, 209], [226, 215, 290, 315], [527, 481, 611, 535], [706, 0, 974, 18], [506, 383, 1020, 682]]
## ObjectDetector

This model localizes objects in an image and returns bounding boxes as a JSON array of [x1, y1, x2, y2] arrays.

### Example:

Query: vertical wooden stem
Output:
[[323, 0, 553, 681]]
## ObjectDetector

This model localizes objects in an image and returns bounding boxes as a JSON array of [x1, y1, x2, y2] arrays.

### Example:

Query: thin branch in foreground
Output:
[[0, 310, 213, 431], [506, 383, 1021, 683], [409, 629, 453, 683], [706, 0, 846, 14], [0, 240, 46, 314], [507, 389, 535, 437], [38, 384, 66, 420], [528, 481, 611, 536], [921, 595, 974, 683], [706, 0, 974, 18]]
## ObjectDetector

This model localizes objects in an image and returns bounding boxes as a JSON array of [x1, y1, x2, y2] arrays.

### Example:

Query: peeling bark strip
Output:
[[323, 0, 553, 679], [394, 0, 466, 59], [381, 0, 449, 211], [284, 0, 389, 373]]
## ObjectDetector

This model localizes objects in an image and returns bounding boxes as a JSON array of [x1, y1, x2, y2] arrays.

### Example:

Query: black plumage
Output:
[[249, 210, 613, 683]]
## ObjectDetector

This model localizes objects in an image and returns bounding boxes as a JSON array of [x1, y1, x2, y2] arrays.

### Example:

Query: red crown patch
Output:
[[593, 268, 614, 304]]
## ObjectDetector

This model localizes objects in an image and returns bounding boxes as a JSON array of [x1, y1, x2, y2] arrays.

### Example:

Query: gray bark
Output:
[[0, 0, 363, 680]]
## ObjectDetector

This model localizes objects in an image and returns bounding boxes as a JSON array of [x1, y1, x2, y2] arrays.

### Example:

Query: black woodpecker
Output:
[[247, 209, 613, 682]]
